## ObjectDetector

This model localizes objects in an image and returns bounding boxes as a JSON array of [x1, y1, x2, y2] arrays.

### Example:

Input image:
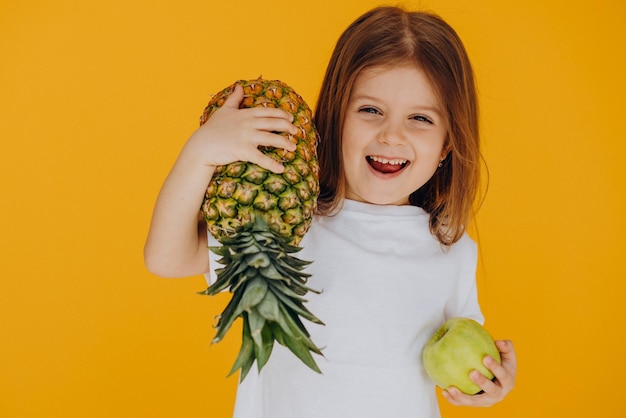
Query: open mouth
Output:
[[367, 155, 409, 174]]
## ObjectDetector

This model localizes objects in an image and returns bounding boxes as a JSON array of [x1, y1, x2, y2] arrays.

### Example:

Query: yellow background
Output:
[[1, 0, 625, 417]]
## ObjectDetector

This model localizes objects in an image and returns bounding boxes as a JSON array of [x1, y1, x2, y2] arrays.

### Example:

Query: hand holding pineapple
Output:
[[186, 84, 298, 174]]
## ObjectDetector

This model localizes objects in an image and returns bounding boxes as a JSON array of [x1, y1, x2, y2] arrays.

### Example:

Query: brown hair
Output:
[[314, 6, 482, 246]]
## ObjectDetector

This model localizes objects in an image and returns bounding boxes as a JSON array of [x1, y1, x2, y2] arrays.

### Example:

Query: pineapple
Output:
[[198, 78, 323, 381]]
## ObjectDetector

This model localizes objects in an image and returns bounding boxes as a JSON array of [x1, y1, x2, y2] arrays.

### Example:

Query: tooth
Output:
[[369, 156, 407, 165]]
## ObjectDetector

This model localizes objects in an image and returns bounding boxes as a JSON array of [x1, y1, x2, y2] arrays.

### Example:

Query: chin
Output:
[[360, 195, 410, 206], [345, 186, 412, 205]]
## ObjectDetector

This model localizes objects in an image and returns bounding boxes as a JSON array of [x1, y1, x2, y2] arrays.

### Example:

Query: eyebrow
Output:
[[351, 94, 444, 116]]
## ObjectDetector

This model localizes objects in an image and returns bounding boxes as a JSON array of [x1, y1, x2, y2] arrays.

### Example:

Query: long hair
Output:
[[314, 6, 482, 246]]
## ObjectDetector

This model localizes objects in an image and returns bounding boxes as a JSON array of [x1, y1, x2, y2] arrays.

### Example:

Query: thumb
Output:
[[223, 84, 244, 109]]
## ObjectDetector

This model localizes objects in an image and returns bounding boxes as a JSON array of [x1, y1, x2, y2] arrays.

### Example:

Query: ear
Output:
[[440, 145, 451, 162]]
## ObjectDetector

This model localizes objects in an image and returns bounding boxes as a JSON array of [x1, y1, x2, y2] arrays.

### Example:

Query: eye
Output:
[[359, 107, 381, 115], [410, 114, 434, 124]]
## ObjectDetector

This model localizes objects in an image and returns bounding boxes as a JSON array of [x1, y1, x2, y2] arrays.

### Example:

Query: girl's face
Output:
[[341, 64, 448, 205]]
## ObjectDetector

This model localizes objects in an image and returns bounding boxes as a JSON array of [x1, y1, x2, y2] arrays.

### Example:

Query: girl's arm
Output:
[[144, 85, 297, 278], [442, 339, 517, 407]]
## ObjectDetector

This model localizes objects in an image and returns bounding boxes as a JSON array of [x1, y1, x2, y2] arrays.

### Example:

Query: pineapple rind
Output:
[[200, 78, 319, 247]]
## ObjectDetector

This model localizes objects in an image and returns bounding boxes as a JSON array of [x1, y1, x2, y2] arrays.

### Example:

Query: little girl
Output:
[[145, 6, 516, 418]]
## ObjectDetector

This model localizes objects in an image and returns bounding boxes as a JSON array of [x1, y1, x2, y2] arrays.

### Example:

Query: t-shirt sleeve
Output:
[[444, 234, 485, 325]]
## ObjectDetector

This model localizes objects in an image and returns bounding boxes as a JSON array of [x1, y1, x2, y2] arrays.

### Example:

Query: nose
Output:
[[377, 121, 405, 146]]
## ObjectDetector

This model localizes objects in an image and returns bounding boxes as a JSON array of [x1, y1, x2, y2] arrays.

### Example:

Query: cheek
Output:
[[341, 147, 359, 180], [419, 133, 447, 162], [340, 130, 362, 170]]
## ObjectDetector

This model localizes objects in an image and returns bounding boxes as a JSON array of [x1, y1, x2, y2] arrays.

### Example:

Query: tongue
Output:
[[369, 159, 403, 174]]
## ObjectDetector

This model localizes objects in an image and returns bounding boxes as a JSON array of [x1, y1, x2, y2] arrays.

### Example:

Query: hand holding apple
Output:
[[422, 317, 501, 395], [442, 339, 517, 407]]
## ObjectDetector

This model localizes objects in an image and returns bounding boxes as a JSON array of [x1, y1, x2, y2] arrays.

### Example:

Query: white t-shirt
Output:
[[207, 199, 483, 418]]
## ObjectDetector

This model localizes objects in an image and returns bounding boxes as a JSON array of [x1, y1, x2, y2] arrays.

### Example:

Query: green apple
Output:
[[422, 317, 501, 395]]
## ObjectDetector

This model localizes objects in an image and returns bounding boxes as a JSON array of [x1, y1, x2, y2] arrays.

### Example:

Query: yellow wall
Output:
[[1, 0, 625, 416]]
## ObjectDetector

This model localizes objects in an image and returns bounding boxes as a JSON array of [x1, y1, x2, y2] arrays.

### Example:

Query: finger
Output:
[[443, 369, 503, 407], [244, 106, 295, 122], [255, 132, 297, 153], [484, 354, 508, 381], [442, 387, 463, 405], [485, 357, 516, 395], [252, 131, 298, 156], [496, 339, 516, 359], [246, 117, 298, 138], [444, 384, 501, 408], [249, 151, 286, 174], [223, 84, 245, 109], [442, 387, 479, 407], [469, 369, 501, 399], [494, 340, 517, 382]]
